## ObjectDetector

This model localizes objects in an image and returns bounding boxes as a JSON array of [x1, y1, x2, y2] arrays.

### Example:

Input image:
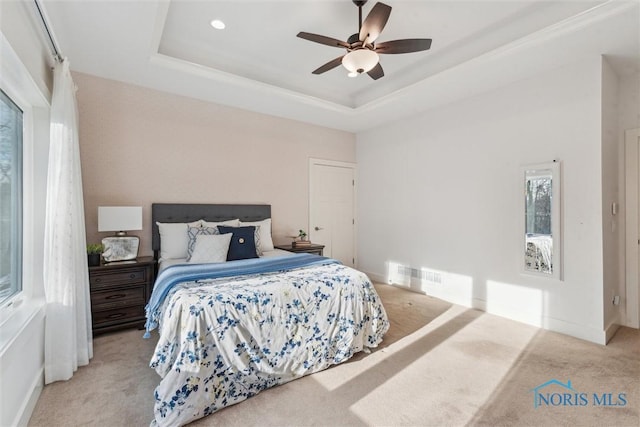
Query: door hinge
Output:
[[352, 218, 355, 225], [352, 179, 355, 186]]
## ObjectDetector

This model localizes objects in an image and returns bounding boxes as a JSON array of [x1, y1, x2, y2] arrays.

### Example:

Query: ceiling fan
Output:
[[297, 0, 432, 80]]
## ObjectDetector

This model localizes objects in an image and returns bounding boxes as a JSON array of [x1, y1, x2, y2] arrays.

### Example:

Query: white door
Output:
[[625, 128, 640, 328], [309, 159, 356, 266]]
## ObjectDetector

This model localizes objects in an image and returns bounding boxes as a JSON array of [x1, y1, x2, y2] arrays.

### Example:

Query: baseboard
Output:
[[364, 271, 387, 285], [14, 366, 43, 427], [540, 314, 607, 345], [367, 270, 608, 345], [365, 271, 431, 296], [604, 322, 621, 344], [465, 296, 607, 345]]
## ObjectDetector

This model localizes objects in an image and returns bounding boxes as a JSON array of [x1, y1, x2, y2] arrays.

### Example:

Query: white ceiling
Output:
[[42, 0, 640, 132]]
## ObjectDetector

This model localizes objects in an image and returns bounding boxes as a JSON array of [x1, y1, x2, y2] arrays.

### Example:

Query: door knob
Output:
[[314, 226, 324, 231]]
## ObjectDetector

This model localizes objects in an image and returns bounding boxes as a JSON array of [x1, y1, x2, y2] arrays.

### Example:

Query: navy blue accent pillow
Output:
[[217, 226, 259, 261]]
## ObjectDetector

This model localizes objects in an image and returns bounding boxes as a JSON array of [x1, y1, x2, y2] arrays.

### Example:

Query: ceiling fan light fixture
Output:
[[342, 49, 379, 74], [298, 1, 431, 80]]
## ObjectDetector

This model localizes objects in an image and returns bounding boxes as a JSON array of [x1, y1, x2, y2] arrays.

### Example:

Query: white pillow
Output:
[[156, 220, 202, 261], [201, 218, 240, 228], [188, 234, 232, 264], [239, 218, 274, 252], [186, 226, 219, 261]]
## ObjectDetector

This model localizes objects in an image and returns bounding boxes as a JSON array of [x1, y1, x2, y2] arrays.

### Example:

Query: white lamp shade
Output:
[[342, 49, 379, 73], [98, 206, 142, 232]]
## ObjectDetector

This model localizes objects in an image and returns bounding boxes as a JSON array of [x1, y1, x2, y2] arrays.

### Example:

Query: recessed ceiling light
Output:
[[210, 19, 225, 30]]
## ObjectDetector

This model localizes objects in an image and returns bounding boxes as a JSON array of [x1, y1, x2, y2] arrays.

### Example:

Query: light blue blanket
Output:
[[144, 253, 337, 336]]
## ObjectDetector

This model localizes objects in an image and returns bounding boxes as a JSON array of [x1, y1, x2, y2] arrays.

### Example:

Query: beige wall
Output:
[[74, 72, 356, 256]]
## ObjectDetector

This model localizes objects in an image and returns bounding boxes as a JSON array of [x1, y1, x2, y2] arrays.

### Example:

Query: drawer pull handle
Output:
[[130, 274, 136, 279], [95, 278, 101, 283], [105, 294, 126, 300], [106, 313, 126, 320]]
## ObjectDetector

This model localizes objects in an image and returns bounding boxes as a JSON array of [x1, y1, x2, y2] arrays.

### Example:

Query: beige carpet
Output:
[[29, 284, 639, 427]]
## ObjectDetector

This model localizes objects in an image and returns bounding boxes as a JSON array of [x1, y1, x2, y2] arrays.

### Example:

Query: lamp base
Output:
[[102, 236, 139, 262]]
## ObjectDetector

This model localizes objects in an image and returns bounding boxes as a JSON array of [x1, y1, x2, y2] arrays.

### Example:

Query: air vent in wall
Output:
[[396, 265, 442, 284]]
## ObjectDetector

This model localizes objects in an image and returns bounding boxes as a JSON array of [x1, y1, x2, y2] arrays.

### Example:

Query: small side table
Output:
[[274, 243, 325, 256], [88, 256, 155, 335]]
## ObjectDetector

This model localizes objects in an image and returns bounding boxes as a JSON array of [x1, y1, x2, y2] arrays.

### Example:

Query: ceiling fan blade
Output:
[[297, 32, 350, 49], [359, 2, 392, 44], [367, 62, 384, 80], [312, 56, 345, 74], [376, 38, 432, 54]]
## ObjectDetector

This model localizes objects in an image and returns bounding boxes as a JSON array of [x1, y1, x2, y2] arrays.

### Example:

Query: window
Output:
[[0, 89, 23, 305]]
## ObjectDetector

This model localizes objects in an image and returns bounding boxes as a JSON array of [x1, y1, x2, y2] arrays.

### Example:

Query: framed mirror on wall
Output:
[[522, 161, 562, 280]]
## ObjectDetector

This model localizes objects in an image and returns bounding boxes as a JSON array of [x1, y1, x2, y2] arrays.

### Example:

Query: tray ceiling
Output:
[[42, 0, 640, 132]]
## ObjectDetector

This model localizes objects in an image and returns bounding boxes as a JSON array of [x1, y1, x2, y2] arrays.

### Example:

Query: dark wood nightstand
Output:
[[88, 256, 155, 335], [274, 243, 325, 256]]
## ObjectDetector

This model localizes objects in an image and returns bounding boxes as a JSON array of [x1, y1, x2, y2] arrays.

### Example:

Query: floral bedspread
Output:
[[149, 258, 389, 426]]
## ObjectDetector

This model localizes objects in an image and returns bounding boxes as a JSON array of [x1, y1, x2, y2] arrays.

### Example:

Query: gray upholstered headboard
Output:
[[151, 203, 271, 260]]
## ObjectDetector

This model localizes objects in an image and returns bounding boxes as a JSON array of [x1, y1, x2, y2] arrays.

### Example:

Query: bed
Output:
[[146, 203, 390, 426]]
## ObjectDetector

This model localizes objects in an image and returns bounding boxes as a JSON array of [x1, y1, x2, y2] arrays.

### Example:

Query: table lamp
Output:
[[98, 206, 142, 262]]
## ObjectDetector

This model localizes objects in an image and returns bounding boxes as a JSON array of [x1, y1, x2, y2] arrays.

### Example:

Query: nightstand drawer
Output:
[[91, 285, 146, 310], [89, 268, 147, 288], [92, 305, 145, 328]]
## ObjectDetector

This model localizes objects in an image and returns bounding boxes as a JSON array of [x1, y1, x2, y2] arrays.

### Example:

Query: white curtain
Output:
[[43, 59, 93, 384]]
